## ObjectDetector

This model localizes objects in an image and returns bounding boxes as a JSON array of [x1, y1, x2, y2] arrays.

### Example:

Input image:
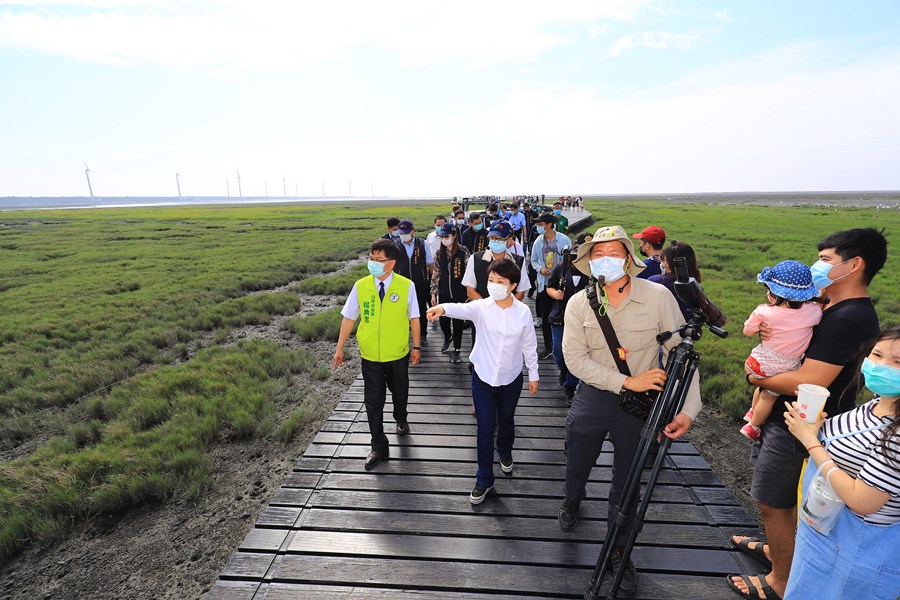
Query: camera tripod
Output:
[[584, 311, 727, 599]]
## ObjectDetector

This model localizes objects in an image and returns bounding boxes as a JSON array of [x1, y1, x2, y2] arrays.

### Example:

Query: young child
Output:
[[741, 260, 823, 440]]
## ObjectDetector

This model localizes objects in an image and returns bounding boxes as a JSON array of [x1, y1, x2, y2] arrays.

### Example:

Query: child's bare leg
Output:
[[750, 386, 761, 412], [749, 389, 777, 427]]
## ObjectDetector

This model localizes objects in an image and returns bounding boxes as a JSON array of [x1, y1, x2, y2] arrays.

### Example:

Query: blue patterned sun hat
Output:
[[757, 260, 818, 301]]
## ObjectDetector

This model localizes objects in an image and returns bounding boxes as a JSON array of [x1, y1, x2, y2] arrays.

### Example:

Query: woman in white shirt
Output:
[[427, 258, 540, 505]]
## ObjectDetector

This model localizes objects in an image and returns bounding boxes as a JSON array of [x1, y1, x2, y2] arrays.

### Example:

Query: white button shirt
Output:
[[442, 298, 539, 386]]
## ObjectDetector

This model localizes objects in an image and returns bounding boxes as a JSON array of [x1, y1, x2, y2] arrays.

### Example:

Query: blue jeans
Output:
[[471, 370, 523, 488], [551, 325, 579, 389]]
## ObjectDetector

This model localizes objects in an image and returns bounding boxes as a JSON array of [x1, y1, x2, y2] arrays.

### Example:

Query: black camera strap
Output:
[[585, 284, 631, 377]]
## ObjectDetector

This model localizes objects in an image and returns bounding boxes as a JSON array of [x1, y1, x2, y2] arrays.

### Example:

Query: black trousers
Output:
[[536, 289, 553, 351], [414, 285, 429, 340], [439, 316, 465, 350], [564, 384, 643, 549], [361, 354, 409, 452]]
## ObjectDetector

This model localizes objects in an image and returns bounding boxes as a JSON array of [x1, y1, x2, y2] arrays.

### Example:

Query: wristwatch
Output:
[[412, 346, 421, 350]]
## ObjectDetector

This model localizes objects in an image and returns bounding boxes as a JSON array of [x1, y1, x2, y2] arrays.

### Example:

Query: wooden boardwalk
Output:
[[208, 211, 764, 599]]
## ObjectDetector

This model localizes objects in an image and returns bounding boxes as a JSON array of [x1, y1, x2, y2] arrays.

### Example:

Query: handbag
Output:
[[585, 285, 655, 421]]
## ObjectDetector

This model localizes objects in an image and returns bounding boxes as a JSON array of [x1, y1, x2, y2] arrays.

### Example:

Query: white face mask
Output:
[[399, 233, 413, 243], [487, 282, 511, 301], [440, 237, 454, 247], [589, 256, 627, 283]]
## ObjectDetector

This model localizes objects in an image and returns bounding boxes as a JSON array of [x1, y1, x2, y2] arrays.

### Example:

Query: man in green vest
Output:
[[333, 238, 422, 469]]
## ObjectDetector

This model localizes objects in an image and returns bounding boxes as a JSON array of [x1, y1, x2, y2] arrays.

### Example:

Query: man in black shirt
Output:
[[728, 228, 886, 600]]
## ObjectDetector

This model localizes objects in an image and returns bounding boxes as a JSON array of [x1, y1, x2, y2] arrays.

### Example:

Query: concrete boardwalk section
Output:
[[208, 210, 764, 599]]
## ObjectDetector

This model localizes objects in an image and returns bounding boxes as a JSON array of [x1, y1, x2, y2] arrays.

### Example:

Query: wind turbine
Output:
[[226, 174, 231, 197], [264, 181, 268, 198], [295, 180, 298, 197], [282, 177, 286, 198], [236, 167, 243, 198], [321, 180, 326, 198], [349, 177, 352, 197], [175, 172, 182, 197], [83, 161, 94, 198]]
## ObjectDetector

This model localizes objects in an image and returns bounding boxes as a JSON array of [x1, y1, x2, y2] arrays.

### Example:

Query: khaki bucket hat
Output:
[[572, 225, 647, 278]]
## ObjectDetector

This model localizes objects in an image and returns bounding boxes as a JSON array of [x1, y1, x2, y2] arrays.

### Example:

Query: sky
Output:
[[1, 0, 899, 198]]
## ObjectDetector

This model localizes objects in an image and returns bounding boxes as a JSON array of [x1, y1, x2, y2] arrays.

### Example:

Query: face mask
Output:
[[810, 258, 852, 290], [589, 256, 627, 283], [435, 225, 442, 232], [368, 260, 385, 278], [862, 357, 900, 397], [535, 225, 545, 236], [489, 240, 508, 254], [389, 230, 399, 238], [440, 237, 453, 247], [553, 209, 562, 215], [487, 282, 511, 302], [399, 233, 413, 243], [473, 223, 483, 231], [456, 219, 465, 225]]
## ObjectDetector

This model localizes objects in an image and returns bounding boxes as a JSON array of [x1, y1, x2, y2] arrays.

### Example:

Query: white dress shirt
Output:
[[341, 272, 420, 320], [426, 230, 442, 256], [442, 298, 539, 386]]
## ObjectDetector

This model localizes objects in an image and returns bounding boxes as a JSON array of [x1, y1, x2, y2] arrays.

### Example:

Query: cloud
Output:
[[607, 30, 707, 56], [0, 0, 659, 69]]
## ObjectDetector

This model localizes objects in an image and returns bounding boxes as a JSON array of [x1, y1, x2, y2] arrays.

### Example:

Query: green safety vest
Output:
[[355, 274, 412, 362]]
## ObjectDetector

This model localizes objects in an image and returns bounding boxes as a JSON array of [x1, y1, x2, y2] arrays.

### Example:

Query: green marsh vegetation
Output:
[[0, 202, 441, 561], [0, 199, 895, 561]]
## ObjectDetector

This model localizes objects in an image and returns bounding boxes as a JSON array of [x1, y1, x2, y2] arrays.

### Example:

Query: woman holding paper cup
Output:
[[781, 326, 900, 599]]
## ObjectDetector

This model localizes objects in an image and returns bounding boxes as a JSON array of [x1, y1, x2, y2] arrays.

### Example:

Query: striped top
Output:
[[822, 399, 900, 525]]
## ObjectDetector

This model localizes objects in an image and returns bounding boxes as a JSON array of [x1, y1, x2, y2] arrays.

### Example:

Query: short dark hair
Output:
[[647, 238, 665, 251], [434, 215, 446, 224], [488, 203, 498, 212], [536, 213, 557, 225], [386, 217, 400, 228], [487, 257, 521, 288], [371, 238, 399, 261], [468, 212, 483, 223], [817, 228, 887, 285], [511, 203, 519, 210], [454, 210, 465, 218]]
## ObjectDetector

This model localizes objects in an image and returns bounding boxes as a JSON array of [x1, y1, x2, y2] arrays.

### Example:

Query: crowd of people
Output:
[[332, 205, 896, 599]]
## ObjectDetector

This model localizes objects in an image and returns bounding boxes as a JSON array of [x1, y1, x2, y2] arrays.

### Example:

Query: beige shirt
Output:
[[562, 277, 703, 420]]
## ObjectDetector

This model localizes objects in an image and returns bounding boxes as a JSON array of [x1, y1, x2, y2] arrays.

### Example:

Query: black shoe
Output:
[[450, 350, 461, 364], [564, 386, 575, 406], [469, 484, 493, 505], [558, 498, 580, 530], [420, 338, 428, 347], [396, 422, 410, 434], [500, 456, 514, 474], [539, 349, 554, 360], [558, 370, 567, 386], [364, 449, 388, 470], [441, 339, 451, 353], [610, 548, 638, 593], [527, 290, 535, 298]]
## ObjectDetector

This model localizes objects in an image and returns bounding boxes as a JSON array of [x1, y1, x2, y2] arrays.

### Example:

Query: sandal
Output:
[[729, 536, 771, 568], [726, 573, 783, 600]]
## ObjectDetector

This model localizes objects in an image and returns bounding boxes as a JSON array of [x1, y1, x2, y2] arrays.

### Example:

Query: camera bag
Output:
[[585, 285, 654, 421]]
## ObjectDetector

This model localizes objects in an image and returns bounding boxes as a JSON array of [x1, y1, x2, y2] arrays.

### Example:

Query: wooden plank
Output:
[[260, 583, 535, 600], [219, 552, 274, 579], [270, 554, 742, 599], [281, 472, 323, 488], [307, 490, 716, 524], [238, 528, 288, 552], [203, 580, 260, 599], [269, 488, 313, 507], [283, 530, 744, 574], [255, 506, 302, 528], [298, 508, 734, 548]]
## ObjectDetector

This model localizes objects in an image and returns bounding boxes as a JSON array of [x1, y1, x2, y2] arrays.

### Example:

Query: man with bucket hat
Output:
[[558, 225, 703, 593]]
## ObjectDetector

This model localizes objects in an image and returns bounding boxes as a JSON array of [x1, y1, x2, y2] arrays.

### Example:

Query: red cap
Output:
[[632, 226, 666, 244]]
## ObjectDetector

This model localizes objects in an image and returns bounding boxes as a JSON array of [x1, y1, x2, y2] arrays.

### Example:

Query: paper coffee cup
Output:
[[797, 384, 830, 424]]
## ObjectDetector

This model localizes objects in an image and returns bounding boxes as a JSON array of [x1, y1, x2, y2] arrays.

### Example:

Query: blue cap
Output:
[[757, 260, 818, 301], [438, 223, 458, 237], [488, 220, 512, 239], [398, 219, 414, 234]]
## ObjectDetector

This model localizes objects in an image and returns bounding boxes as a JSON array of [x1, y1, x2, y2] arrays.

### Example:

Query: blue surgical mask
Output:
[[862, 357, 900, 397], [489, 240, 507, 254], [554, 209, 562, 215], [810, 258, 851, 290], [535, 225, 545, 236], [589, 256, 627, 283], [473, 223, 483, 231], [367, 260, 385, 278]]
